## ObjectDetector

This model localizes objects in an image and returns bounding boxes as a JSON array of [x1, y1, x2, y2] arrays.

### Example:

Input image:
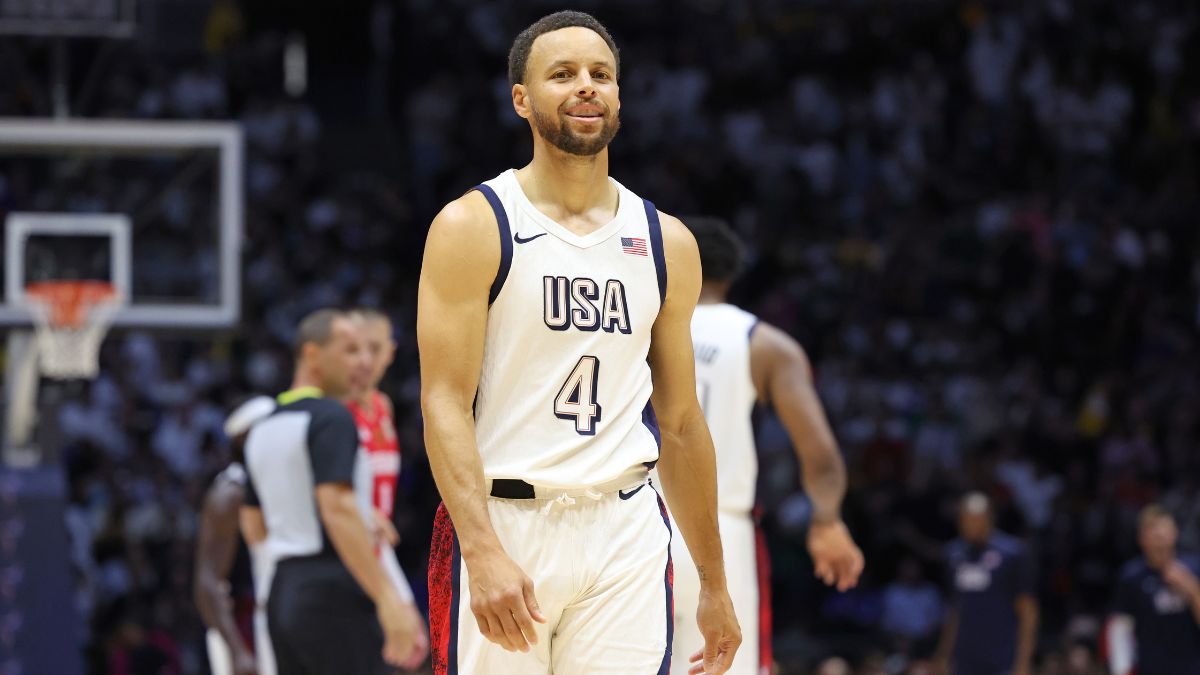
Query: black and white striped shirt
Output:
[[244, 387, 372, 561]]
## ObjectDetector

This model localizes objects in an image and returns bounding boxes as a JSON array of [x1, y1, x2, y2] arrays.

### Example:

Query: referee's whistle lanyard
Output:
[[277, 386, 323, 405]]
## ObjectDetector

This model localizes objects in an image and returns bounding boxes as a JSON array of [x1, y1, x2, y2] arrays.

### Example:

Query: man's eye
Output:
[[553, 71, 571, 80]]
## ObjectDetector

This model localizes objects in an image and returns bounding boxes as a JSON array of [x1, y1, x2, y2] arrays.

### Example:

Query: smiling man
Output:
[[418, 10, 741, 675]]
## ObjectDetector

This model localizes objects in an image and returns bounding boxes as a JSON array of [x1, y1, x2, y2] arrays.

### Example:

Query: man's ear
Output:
[[513, 84, 532, 120]]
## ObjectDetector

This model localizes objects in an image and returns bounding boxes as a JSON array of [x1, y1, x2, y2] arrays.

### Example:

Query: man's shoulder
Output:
[[1118, 557, 1149, 582], [214, 462, 247, 487], [284, 396, 354, 424], [990, 531, 1027, 556], [434, 189, 499, 235], [945, 538, 967, 559]]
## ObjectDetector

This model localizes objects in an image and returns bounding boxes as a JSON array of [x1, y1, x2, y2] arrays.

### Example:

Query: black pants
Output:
[[268, 555, 389, 675]]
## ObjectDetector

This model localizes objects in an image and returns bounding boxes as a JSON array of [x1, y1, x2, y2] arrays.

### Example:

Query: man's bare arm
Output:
[[1013, 594, 1039, 674], [750, 324, 845, 521], [193, 480, 255, 671], [315, 482, 417, 666], [417, 193, 544, 652], [649, 213, 741, 674], [750, 324, 863, 590], [933, 606, 959, 675], [650, 218, 725, 590], [316, 483, 400, 603], [239, 505, 266, 546]]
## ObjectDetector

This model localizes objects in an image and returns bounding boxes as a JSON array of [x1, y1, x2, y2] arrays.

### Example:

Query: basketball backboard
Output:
[[0, 118, 242, 328]]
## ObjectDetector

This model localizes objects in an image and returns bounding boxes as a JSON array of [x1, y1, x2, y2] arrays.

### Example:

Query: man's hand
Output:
[[371, 508, 400, 547], [231, 649, 258, 675], [465, 551, 546, 653], [808, 519, 864, 592], [397, 601, 430, 671], [687, 587, 741, 674], [377, 592, 420, 667], [1164, 560, 1200, 601]]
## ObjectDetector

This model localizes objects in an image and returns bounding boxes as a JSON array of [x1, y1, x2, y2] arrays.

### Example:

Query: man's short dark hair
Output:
[[294, 308, 345, 356], [352, 307, 390, 325], [1139, 504, 1174, 529], [508, 11, 620, 86], [687, 217, 744, 283]]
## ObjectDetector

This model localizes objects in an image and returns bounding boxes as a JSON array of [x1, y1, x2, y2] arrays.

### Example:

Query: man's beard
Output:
[[532, 105, 621, 156]]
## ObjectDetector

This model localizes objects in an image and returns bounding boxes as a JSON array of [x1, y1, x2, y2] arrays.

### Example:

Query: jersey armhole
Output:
[[471, 184, 513, 305], [643, 199, 667, 306]]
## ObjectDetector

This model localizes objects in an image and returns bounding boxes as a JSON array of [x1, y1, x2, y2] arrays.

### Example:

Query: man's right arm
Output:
[[749, 322, 863, 591], [310, 408, 418, 667], [417, 193, 544, 653], [933, 606, 958, 675]]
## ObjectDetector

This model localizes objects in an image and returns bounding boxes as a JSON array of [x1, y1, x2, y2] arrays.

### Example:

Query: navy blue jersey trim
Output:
[[643, 200, 667, 306], [448, 531, 461, 675], [748, 318, 761, 341], [641, 401, 662, 470], [655, 493, 674, 675], [473, 184, 512, 306]]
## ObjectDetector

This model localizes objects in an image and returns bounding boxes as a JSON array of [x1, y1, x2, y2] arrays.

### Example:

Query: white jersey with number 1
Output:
[[693, 302, 760, 514]]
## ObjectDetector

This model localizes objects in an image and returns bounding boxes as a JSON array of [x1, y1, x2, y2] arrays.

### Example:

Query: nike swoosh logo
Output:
[[618, 484, 646, 500], [514, 232, 548, 244]]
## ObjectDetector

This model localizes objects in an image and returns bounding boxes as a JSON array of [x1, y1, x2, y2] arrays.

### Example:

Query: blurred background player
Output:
[[669, 217, 864, 675], [241, 309, 422, 674], [194, 395, 278, 675], [934, 493, 1038, 675], [347, 308, 429, 670], [1106, 505, 1200, 675]]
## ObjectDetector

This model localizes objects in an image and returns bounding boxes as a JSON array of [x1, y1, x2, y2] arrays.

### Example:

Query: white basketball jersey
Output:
[[472, 169, 667, 489], [691, 303, 760, 514]]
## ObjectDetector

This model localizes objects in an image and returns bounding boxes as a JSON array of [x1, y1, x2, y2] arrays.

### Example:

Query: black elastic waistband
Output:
[[490, 478, 536, 500]]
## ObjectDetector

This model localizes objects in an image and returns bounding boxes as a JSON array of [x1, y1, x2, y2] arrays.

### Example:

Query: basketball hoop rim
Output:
[[23, 280, 123, 329]]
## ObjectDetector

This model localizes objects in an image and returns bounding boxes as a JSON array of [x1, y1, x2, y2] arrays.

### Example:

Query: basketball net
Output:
[[24, 281, 121, 380]]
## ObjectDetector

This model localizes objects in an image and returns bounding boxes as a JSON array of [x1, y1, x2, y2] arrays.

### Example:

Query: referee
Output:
[[242, 309, 422, 674]]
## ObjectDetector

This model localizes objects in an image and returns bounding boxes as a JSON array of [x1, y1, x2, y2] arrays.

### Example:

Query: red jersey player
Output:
[[347, 308, 430, 670]]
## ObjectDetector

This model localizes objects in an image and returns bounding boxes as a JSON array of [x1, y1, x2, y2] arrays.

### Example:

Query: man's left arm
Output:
[[1012, 547, 1039, 675], [649, 213, 741, 675], [749, 322, 862, 591], [193, 480, 257, 675], [1164, 558, 1200, 626]]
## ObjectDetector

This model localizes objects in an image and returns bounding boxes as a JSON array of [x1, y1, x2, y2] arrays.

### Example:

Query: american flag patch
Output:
[[621, 237, 648, 256]]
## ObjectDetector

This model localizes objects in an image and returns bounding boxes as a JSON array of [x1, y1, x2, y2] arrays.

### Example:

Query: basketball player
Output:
[[934, 493, 1038, 675], [669, 218, 864, 675], [242, 309, 423, 674], [1107, 505, 1200, 675], [347, 308, 429, 669], [418, 10, 741, 675], [195, 395, 277, 675]]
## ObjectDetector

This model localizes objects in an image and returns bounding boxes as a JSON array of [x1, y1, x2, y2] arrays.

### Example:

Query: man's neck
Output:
[[698, 282, 728, 305], [517, 139, 615, 222], [291, 370, 320, 393], [353, 387, 379, 409]]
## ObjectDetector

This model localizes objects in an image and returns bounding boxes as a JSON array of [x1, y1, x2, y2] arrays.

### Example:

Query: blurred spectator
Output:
[[881, 557, 943, 654]]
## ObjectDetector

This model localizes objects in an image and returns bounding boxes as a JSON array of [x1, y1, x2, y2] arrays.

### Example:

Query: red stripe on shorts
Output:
[[755, 521, 773, 674], [428, 503, 460, 675]]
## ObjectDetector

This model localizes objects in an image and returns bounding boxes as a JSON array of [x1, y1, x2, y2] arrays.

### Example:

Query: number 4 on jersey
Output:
[[555, 356, 602, 435]]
